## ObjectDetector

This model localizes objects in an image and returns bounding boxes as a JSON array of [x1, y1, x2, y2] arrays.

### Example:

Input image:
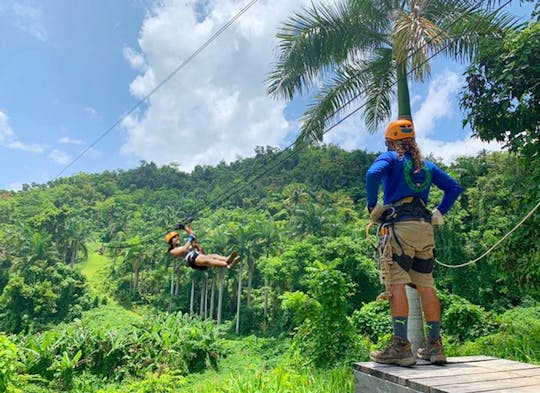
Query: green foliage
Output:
[[287, 262, 369, 367], [448, 306, 540, 364], [461, 19, 540, 164], [0, 247, 90, 333], [15, 306, 224, 387], [351, 301, 391, 344], [439, 292, 496, 342], [0, 335, 21, 393], [99, 372, 188, 393]]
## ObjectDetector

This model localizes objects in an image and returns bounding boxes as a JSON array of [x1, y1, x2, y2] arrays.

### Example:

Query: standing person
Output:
[[165, 227, 240, 270], [366, 119, 462, 367]]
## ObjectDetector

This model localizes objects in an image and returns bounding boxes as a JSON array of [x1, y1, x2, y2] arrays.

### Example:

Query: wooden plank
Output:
[[355, 361, 537, 388], [354, 356, 540, 393], [434, 376, 540, 393], [409, 369, 540, 392], [446, 355, 496, 363], [491, 386, 540, 393], [354, 370, 418, 393]]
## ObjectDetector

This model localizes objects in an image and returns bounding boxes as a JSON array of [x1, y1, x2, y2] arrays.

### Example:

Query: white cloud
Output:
[[418, 135, 503, 164], [5, 140, 44, 153], [12, 2, 47, 42], [123, 45, 147, 71], [49, 149, 71, 165], [326, 69, 505, 163], [413, 70, 460, 139], [4, 182, 23, 191], [83, 107, 99, 119], [0, 110, 45, 153], [121, 0, 311, 171], [58, 136, 84, 145], [0, 111, 16, 141]]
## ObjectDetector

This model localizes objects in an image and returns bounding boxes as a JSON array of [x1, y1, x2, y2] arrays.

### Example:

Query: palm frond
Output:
[[297, 47, 394, 146], [422, 0, 519, 62], [266, 0, 388, 100]]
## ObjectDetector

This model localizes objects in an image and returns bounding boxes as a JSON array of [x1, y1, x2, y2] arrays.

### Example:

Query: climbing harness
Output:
[[366, 197, 435, 302]]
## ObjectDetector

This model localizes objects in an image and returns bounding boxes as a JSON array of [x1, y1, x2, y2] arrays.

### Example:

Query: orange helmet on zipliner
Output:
[[385, 119, 415, 140], [164, 231, 179, 244]]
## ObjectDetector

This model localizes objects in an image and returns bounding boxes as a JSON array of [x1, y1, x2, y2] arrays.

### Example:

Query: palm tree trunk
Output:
[[199, 278, 205, 317], [235, 262, 243, 335], [217, 270, 224, 325], [397, 63, 412, 120], [70, 248, 77, 267], [190, 279, 195, 315], [133, 267, 139, 293], [263, 278, 269, 332], [210, 278, 215, 320], [247, 258, 253, 308], [204, 276, 209, 319], [170, 262, 175, 298]]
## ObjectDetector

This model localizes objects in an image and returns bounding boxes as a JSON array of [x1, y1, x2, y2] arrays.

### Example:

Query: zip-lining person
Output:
[[366, 119, 462, 367], [165, 220, 240, 270]]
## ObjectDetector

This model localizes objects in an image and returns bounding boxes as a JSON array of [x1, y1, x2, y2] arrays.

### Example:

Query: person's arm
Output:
[[169, 234, 196, 258], [430, 164, 462, 215], [366, 153, 392, 209]]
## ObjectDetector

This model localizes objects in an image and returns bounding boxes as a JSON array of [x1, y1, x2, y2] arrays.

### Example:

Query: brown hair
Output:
[[387, 138, 425, 172]]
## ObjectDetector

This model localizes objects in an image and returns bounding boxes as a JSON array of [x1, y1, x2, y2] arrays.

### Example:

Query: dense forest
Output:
[[1, 2, 539, 392], [0, 143, 538, 392]]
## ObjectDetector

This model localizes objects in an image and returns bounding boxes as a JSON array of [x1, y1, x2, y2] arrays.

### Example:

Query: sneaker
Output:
[[417, 337, 446, 365], [370, 336, 416, 367], [227, 255, 241, 269], [226, 251, 238, 265]]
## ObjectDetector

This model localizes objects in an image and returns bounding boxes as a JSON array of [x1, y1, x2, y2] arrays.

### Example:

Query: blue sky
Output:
[[0, 0, 535, 190]]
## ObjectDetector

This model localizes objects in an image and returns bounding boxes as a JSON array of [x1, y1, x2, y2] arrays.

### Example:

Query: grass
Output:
[[78, 242, 114, 301]]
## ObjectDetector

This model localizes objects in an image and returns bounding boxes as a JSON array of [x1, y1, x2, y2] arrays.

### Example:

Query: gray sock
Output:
[[392, 317, 408, 340], [427, 320, 441, 340]]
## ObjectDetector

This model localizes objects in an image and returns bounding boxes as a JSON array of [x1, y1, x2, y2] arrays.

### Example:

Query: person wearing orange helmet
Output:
[[366, 118, 462, 367], [165, 225, 240, 270]]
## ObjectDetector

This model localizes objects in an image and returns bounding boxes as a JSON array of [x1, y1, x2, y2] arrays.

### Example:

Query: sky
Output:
[[0, 0, 535, 191]]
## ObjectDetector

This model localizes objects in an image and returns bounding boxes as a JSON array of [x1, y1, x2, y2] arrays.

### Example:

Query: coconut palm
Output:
[[267, 0, 515, 144]]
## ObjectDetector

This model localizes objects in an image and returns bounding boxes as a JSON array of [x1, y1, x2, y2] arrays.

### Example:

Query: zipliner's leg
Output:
[[194, 252, 239, 268]]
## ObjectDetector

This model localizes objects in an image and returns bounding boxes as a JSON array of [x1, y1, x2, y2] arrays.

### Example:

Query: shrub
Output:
[[449, 306, 540, 364], [439, 292, 496, 342], [351, 301, 391, 343]]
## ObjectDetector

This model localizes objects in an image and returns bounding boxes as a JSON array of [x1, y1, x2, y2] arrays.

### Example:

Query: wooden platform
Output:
[[354, 355, 540, 393]]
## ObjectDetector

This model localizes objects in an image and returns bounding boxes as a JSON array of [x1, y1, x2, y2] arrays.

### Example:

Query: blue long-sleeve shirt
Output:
[[366, 151, 462, 215]]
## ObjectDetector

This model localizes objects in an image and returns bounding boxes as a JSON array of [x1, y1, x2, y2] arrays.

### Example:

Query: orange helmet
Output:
[[385, 119, 415, 140], [164, 231, 179, 244]]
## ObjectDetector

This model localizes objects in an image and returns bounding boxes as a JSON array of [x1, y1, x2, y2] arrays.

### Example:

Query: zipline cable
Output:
[[181, 0, 515, 222], [111, 0, 517, 248], [53, 0, 259, 180]]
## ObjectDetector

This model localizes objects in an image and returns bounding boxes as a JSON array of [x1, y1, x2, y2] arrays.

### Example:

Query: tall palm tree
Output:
[[267, 0, 515, 144]]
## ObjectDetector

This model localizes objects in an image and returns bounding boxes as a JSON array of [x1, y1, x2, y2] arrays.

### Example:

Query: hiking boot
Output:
[[417, 337, 446, 365], [370, 336, 416, 367]]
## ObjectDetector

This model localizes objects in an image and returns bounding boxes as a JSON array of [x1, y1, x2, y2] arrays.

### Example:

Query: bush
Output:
[[0, 335, 20, 393], [16, 306, 225, 386], [439, 292, 496, 342], [351, 301, 391, 343], [449, 306, 540, 364]]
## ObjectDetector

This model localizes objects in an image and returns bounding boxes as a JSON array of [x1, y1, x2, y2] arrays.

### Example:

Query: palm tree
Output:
[[267, 0, 515, 143]]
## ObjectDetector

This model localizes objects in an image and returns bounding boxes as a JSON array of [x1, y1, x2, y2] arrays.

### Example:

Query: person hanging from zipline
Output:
[[366, 119, 462, 367], [165, 220, 240, 270]]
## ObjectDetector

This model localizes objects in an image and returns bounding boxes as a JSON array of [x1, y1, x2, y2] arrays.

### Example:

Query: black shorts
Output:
[[185, 250, 207, 271]]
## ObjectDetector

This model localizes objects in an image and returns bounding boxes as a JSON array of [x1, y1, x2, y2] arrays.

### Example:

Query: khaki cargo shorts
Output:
[[389, 220, 435, 288]]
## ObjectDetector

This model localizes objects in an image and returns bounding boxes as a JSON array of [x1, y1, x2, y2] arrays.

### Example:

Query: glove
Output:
[[368, 203, 386, 223], [431, 209, 444, 226], [188, 234, 196, 243]]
